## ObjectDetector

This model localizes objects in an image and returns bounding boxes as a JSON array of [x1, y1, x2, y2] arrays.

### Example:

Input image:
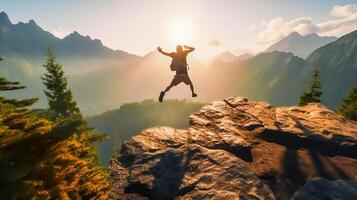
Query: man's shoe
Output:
[[159, 91, 165, 102], [192, 93, 197, 97]]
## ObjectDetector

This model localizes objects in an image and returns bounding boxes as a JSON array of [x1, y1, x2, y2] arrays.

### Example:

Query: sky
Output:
[[1, 0, 357, 58]]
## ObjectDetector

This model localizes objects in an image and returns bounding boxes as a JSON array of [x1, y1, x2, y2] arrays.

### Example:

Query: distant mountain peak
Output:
[[220, 51, 236, 57], [307, 32, 319, 37], [25, 19, 43, 30], [64, 31, 89, 41], [0, 11, 11, 26], [265, 31, 337, 58], [288, 31, 302, 37], [213, 51, 237, 63], [28, 19, 37, 25], [72, 31, 80, 35], [236, 53, 252, 60], [68, 31, 81, 37], [142, 50, 160, 59], [288, 32, 324, 39], [0, 12, 141, 60], [0, 11, 8, 17]]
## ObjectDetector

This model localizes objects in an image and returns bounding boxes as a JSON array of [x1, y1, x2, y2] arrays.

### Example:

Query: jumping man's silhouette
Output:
[[157, 45, 197, 102]]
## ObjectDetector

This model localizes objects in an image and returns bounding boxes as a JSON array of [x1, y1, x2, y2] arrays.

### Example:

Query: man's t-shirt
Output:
[[169, 51, 189, 75]]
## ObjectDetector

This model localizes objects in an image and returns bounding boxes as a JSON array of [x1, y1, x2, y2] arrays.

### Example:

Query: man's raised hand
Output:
[[157, 46, 162, 52], [183, 45, 195, 53]]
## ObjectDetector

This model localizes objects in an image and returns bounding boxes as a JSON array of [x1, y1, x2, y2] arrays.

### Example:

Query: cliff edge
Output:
[[109, 97, 357, 200]]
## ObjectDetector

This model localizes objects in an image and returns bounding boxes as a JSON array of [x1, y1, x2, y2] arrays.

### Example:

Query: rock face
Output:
[[292, 178, 357, 200], [109, 97, 357, 200]]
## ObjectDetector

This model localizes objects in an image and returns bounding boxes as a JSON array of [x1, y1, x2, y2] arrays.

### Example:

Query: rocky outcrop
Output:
[[109, 97, 357, 200], [292, 178, 357, 200]]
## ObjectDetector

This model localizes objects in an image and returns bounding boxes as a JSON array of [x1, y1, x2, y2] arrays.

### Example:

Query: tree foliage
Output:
[[299, 70, 323, 106], [41, 48, 81, 118], [0, 57, 108, 199], [0, 77, 38, 107], [338, 85, 357, 121], [0, 77, 25, 91]]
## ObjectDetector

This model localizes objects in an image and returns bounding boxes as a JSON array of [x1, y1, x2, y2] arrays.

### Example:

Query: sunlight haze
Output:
[[1, 0, 357, 59]]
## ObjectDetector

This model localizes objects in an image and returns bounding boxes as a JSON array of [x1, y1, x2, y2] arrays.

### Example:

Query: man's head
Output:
[[176, 45, 183, 53]]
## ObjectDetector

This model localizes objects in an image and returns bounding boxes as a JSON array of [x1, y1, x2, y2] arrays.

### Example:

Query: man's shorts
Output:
[[170, 74, 192, 86]]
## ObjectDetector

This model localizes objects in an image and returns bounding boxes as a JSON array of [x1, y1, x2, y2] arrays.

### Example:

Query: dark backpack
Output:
[[170, 56, 184, 71]]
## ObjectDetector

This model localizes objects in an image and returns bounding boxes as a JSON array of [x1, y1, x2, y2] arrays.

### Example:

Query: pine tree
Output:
[[0, 56, 108, 199], [0, 79, 38, 108], [338, 85, 357, 121], [0, 59, 38, 107], [41, 48, 81, 118], [299, 70, 323, 106]]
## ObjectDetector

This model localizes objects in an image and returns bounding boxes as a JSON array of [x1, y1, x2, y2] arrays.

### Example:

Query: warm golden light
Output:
[[170, 20, 193, 45]]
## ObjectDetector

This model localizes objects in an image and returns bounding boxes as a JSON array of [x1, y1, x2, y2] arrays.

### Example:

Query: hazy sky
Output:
[[1, 0, 357, 58]]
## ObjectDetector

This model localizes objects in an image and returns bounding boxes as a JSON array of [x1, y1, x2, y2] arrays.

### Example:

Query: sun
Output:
[[170, 20, 193, 45]]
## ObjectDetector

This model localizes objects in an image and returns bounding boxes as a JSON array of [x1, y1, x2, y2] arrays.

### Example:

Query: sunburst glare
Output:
[[170, 20, 193, 45]]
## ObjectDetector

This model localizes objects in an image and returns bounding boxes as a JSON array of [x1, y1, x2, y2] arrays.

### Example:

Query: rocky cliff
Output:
[[109, 97, 357, 200]]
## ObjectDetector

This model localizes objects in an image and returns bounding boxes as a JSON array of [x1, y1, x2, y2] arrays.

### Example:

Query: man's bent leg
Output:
[[160, 79, 177, 102], [164, 84, 173, 93], [189, 82, 194, 93], [188, 81, 197, 97]]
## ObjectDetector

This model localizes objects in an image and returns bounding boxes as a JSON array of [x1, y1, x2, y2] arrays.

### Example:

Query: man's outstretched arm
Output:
[[183, 45, 195, 53], [157, 47, 172, 57]]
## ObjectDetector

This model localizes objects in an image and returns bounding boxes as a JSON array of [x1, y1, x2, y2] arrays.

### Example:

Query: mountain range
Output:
[[265, 32, 337, 58], [226, 30, 357, 108], [0, 11, 356, 115], [307, 30, 357, 107], [0, 11, 139, 62]]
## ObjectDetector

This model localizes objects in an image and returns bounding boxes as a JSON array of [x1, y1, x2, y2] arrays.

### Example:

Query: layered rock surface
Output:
[[292, 178, 357, 200], [109, 97, 357, 200]]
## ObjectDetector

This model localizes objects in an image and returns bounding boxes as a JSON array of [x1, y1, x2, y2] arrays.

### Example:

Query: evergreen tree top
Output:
[[41, 48, 81, 119], [299, 70, 323, 106]]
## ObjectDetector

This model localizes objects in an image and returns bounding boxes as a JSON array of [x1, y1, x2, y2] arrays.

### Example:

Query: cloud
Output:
[[51, 26, 70, 39], [256, 4, 357, 45], [330, 4, 357, 17], [208, 38, 220, 46], [257, 17, 317, 44], [318, 4, 357, 36]]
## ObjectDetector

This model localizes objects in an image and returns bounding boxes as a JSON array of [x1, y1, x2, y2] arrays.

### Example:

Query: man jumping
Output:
[[157, 45, 197, 102]]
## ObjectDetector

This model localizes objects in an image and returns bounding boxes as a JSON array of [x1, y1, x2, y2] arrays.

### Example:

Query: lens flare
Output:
[[171, 20, 193, 45]]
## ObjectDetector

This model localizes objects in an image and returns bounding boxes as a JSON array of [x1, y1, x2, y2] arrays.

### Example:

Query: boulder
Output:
[[292, 177, 357, 200], [109, 97, 357, 199]]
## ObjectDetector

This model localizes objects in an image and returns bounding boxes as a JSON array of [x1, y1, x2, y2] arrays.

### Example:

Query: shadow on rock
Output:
[[149, 147, 194, 200]]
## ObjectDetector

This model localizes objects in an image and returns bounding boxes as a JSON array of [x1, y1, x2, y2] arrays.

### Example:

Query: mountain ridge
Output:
[[0, 11, 140, 60], [306, 29, 357, 107], [265, 31, 337, 58]]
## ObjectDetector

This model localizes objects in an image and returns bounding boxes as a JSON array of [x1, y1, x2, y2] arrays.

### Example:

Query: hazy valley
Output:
[[2, 11, 356, 116]]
